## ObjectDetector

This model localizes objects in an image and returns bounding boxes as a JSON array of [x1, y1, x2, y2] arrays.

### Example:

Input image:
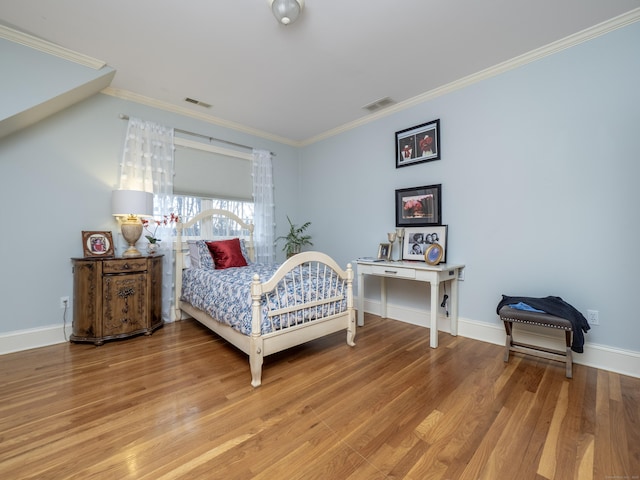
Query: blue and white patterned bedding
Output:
[[180, 263, 347, 335]]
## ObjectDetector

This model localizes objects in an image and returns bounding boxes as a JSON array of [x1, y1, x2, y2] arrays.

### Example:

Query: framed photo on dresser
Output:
[[81, 231, 115, 257]]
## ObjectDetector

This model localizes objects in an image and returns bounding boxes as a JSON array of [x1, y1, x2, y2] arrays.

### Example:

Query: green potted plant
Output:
[[277, 216, 313, 257]]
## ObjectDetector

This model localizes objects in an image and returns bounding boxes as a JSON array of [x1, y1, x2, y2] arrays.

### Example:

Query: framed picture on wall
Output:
[[402, 225, 447, 262], [395, 119, 440, 168], [81, 231, 115, 257], [395, 184, 442, 227]]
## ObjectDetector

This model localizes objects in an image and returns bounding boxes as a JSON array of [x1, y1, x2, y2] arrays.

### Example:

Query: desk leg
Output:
[[450, 277, 459, 337], [430, 280, 439, 348], [357, 271, 364, 327], [380, 276, 387, 319]]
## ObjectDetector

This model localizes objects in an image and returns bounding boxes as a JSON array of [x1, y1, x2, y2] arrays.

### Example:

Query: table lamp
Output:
[[111, 189, 154, 257]]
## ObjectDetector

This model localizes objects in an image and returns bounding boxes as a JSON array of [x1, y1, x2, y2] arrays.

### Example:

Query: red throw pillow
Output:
[[206, 239, 248, 269]]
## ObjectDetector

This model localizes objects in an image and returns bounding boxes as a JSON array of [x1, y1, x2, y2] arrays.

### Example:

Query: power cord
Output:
[[62, 298, 69, 341], [440, 284, 449, 317]]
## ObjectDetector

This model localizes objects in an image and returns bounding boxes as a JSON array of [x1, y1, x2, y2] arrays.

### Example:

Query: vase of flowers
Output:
[[141, 213, 179, 255]]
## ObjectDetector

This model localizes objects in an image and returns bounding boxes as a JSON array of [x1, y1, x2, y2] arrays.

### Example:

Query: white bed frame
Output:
[[174, 209, 355, 387]]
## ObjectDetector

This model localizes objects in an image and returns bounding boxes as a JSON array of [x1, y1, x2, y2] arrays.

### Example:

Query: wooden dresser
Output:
[[70, 255, 163, 345]]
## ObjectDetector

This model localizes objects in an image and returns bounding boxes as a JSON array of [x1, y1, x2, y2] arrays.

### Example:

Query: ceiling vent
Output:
[[184, 97, 212, 108], [362, 97, 395, 113]]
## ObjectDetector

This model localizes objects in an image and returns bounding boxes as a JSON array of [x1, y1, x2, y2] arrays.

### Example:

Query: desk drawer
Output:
[[370, 265, 416, 279]]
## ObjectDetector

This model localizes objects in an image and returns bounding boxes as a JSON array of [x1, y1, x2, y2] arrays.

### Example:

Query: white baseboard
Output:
[[362, 299, 640, 379], [3, 303, 639, 379], [0, 324, 72, 355]]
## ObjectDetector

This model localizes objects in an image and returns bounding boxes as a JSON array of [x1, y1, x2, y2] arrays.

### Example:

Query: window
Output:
[[170, 194, 254, 238], [169, 137, 254, 239]]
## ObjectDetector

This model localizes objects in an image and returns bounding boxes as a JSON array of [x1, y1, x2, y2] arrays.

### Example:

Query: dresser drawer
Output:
[[369, 264, 416, 279], [103, 258, 147, 274]]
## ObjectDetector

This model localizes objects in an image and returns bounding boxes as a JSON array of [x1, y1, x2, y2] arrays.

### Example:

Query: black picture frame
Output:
[[395, 184, 442, 227], [396, 119, 440, 168], [402, 225, 447, 262]]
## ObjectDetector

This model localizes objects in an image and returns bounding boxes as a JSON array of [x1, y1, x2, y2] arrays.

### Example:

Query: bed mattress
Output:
[[181, 263, 347, 335]]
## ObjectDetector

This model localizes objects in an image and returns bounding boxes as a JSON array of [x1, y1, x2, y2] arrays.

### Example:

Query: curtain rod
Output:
[[118, 114, 275, 156]]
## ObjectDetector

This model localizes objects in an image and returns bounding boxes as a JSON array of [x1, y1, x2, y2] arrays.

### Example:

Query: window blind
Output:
[[173, 141, 252, 201]]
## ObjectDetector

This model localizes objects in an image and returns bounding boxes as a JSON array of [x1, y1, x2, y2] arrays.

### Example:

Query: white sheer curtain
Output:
[[252, 149, 275, 263], [118, 117, 175, 322]]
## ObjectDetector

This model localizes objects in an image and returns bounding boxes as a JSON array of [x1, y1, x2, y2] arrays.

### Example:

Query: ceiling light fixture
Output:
[[269, 0, 304, 25]]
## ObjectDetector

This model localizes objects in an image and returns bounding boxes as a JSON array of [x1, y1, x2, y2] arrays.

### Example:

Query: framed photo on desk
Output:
[[377, 243, 391, 261], [402, 225, 447, 262]]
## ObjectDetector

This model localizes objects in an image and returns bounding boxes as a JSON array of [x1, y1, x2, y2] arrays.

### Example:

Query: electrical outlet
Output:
[[587, 309, 599, 325], [457, 268, 465, 281], [60, 296, 70, 309]]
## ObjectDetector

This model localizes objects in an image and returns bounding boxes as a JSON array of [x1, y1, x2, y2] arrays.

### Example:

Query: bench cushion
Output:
[[499, 306, 572, 330]]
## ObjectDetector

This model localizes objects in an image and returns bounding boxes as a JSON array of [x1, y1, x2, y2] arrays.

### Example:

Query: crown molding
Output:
[[102, 87, 300, 147], [303, 7, 640, 146], [0, 24, 106, 70], [98, 7, 640, 148]]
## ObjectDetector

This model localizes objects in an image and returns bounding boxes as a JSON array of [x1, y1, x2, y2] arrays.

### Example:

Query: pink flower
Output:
[[141, 213, 179, 243], [403, 199, 423, 214]]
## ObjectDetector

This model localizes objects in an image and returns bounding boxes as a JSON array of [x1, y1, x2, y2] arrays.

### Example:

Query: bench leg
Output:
[[500, 310, 575, 378], [503, 321, 513, 363], [565, 330, 573, 379]]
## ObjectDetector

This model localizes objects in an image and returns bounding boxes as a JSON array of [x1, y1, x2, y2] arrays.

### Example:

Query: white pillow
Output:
[[187, 240, 202, 268]]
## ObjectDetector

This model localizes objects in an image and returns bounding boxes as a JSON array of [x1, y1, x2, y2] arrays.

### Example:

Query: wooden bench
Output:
[[499, 306, 573, 378]]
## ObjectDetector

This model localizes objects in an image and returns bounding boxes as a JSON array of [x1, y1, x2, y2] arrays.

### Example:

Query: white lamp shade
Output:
[[111, 190, 154, 217]]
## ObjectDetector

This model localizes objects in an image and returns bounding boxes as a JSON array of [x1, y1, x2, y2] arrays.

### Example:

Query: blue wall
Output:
[[0, 93, 299, 336], [299, 21, 640, 352], [0, 20, 638, 359]]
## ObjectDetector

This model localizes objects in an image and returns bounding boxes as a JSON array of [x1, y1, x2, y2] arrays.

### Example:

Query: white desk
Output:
[[356, 260, 465, 348]]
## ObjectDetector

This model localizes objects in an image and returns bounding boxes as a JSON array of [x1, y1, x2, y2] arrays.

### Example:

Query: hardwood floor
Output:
[[1, 315, 638, 479]]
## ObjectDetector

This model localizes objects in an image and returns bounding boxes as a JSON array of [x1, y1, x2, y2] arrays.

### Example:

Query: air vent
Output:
[[362, 97, 395, 112], [184, 97, 212, 108]]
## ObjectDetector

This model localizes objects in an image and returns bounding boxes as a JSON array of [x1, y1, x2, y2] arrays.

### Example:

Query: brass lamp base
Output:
[[122, 245, 142, 257]]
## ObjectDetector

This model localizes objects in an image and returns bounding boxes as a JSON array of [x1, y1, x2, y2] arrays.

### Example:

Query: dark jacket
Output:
[[496, 295, 590, 353]]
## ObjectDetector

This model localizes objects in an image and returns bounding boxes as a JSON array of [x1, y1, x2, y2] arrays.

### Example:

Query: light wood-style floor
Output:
[[1, 315, 638, 479]]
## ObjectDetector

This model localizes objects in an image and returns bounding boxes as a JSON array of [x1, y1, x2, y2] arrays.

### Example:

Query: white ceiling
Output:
[[2, 0, 639, 144]]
